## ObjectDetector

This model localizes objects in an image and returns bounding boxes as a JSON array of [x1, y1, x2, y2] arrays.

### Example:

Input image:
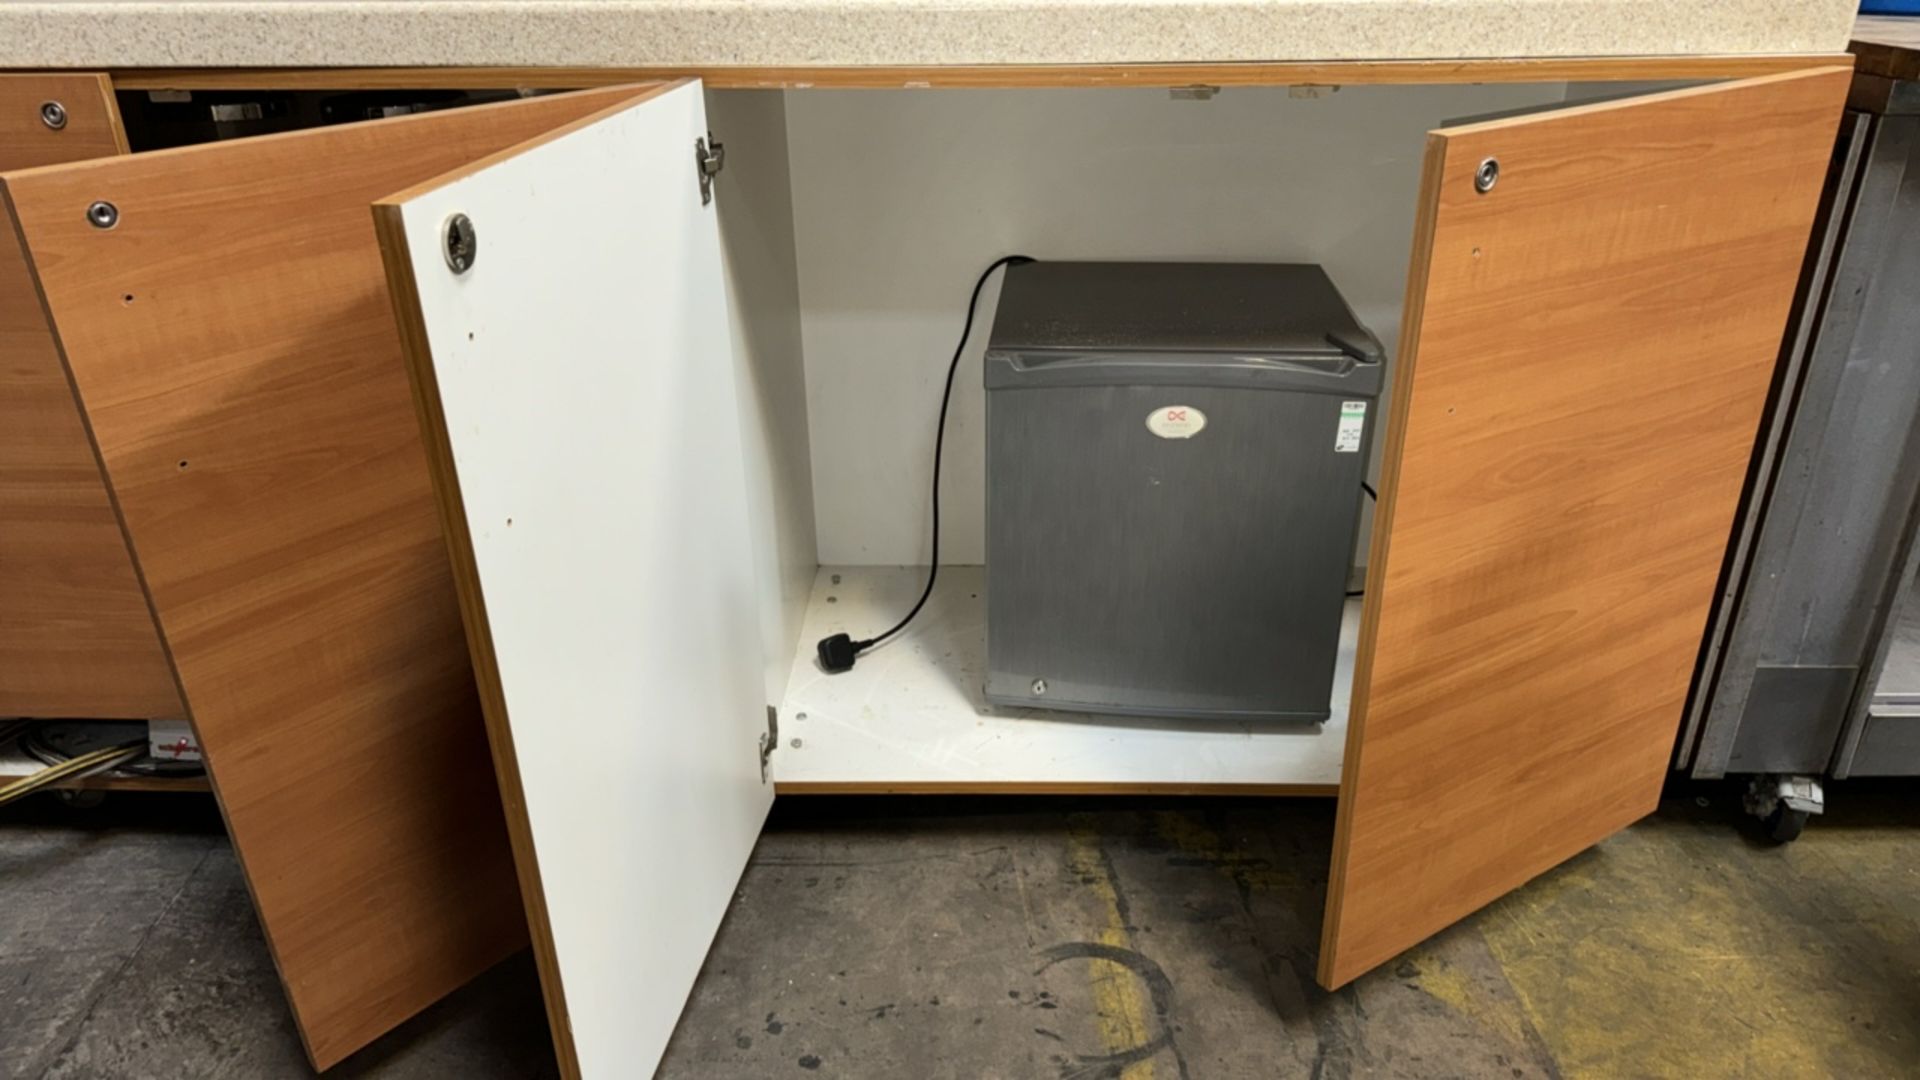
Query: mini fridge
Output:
[[983, 262, 1383, 721]]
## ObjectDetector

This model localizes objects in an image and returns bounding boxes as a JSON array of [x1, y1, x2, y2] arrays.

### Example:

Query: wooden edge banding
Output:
[[1439, 63, 1855, 137], [371, 202, 582, 1080], [773, 781, 1339, 796], [373, 81, 675, 206], [1, 78, 649, 194], [369, 87, 669, 1079], [93, 72, 131, 155], [1314, 131, 1449, 991], [85, 54, 1853, 92]]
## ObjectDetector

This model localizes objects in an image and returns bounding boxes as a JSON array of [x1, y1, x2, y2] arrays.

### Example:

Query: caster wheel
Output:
[[1764, 803, 1807, 844]]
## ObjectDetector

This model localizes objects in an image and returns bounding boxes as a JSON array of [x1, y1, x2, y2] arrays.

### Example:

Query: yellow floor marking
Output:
[[1150, 810, 1302, 892], [1066, 817, 1155, 1080], [1398, 940, 1536, 1053], [1476, 830, 1919, 1079]]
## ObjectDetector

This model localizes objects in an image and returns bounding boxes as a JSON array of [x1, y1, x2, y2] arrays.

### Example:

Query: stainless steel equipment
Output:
[[1682, 76, 1920, 839]]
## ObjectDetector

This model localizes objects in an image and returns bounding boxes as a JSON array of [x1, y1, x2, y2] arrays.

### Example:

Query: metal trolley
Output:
[[1681, 71, 1920, 840]]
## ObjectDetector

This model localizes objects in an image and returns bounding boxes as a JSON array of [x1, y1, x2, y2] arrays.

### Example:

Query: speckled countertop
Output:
[[0, 0, 1860, 69]]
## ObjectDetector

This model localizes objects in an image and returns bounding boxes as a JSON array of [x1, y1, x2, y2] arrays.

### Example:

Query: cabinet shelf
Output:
[[771, 566, 1354, 793]]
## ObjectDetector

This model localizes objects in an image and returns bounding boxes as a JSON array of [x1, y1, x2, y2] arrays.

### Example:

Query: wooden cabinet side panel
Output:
[[0, 73, 177, 718], [1319, 67, 1852, 988], [2, 85, 650, 1069]]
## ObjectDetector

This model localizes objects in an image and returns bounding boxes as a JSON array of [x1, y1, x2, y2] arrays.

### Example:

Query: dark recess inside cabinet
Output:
[[114, 88, 522, 150]]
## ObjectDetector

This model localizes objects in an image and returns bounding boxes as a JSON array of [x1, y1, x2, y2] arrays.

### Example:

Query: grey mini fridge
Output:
[[983, 262, 1384, 722]]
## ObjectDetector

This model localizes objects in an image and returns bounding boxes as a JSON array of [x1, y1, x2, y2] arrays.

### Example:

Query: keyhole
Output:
[[1474, 157, 1500, 194], [442, 212, 476, 274]]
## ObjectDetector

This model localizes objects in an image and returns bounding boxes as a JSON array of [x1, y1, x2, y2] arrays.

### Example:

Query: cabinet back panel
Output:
[[784, 83, 1580, 566], [2, 85, 651, 1069]]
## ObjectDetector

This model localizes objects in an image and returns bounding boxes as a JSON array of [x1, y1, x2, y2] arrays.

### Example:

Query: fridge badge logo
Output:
[[1146, 405, 1208, 439], [1336, 401, 1367, 453]]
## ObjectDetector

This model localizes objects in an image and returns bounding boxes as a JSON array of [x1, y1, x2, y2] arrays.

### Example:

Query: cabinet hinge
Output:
[[696, 134, 725, 206], [758, 704, 778, 782]]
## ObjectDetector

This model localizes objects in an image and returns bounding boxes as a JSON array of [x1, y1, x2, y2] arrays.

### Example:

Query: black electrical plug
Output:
[[817, 633, 862, 673]]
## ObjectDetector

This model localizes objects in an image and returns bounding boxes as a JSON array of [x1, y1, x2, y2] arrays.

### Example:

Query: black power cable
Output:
[[817, 254, 1035, 674]]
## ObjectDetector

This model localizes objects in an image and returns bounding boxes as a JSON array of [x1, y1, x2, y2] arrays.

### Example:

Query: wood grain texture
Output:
[[0, 73, 126, 166], [0, 73, 177, 719], [100, 54, 1850, 93], [1318, 66, 1851, 989], [2, 84, 650, 1070]]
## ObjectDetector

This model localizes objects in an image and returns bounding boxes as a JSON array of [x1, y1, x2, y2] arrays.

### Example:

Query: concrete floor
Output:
[[3, 785, 1916, 1079]]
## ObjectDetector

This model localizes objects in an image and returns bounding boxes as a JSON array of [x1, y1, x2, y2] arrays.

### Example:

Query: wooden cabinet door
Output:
[[0, 73, 179, 718], [375, 80, 774, 1080], [1319, 66, 1851, 989], [2, 84, 656, 1069]]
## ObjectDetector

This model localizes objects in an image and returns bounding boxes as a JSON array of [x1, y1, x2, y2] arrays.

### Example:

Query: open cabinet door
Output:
[[3, 84, 658, 1068], [0, 74, 178, 719], [375, 81, 774, 1080], [1319, 66, 1851, 989]]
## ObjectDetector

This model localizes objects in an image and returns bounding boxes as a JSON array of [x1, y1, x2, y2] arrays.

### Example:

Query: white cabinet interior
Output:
[[783, 83, 1578, 566], [775, 567, 1362, 791], [706, 80, 1593, 789]]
